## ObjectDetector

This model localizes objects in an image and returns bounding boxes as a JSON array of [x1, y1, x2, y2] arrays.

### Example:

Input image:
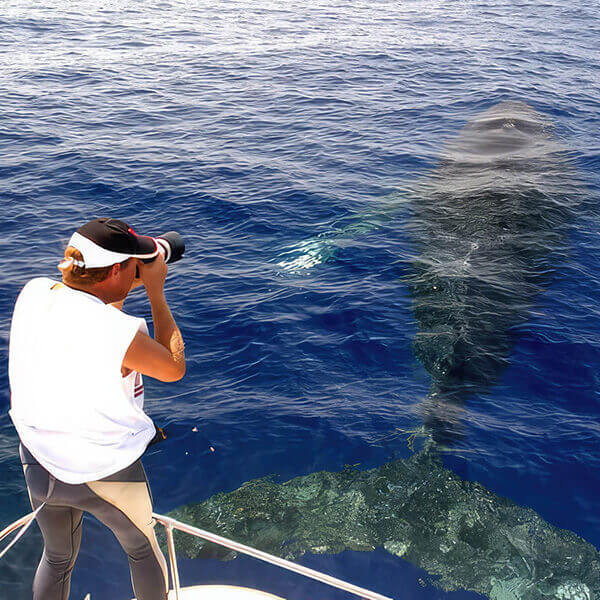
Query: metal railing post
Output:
[[0, 510, 41, 561], [165, 523, 181, 600]]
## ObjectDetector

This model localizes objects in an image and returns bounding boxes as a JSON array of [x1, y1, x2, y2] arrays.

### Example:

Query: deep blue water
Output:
[[1, 1, 600, 598]]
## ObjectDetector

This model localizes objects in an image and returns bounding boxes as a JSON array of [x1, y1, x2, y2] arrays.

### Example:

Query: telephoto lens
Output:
[[136, 231, 185, 277]]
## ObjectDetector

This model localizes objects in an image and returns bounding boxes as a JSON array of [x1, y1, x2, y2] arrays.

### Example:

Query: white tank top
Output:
[[9, 277, 156, 484]]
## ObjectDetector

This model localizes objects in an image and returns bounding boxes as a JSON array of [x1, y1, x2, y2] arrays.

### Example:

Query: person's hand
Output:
[[138, 254, 168, 299]]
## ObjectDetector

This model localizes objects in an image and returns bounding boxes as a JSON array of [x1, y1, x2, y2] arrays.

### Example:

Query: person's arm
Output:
[[122, 257, 185, 382]]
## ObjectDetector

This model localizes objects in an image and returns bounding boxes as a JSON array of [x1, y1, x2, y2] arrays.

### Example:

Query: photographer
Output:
[[8, 218, 185, 600]]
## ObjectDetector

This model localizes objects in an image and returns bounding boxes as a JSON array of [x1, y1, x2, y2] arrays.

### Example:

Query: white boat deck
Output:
[[162, 586, 284, 600]]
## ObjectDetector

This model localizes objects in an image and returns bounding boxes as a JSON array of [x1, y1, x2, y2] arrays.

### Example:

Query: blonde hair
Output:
[[58, 246, 128, 285]]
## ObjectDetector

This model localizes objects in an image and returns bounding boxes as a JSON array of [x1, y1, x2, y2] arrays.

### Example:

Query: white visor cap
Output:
[[68, 231, 159, 268]]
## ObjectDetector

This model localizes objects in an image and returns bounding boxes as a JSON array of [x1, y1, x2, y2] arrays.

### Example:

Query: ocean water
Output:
[[1, 1, 599, 599]]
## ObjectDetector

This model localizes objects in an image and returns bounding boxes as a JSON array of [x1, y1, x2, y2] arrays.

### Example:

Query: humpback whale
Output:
[[166, 451, 598, 600], [190, 103, 597, 598]]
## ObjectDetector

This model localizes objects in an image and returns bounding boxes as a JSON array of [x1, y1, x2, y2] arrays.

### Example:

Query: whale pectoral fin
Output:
[[276, 237, 339, 272], [276, 191, 412, 273]]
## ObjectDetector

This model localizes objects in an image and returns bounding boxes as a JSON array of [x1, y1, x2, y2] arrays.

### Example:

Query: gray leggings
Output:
[[20, 444, 168, 600]]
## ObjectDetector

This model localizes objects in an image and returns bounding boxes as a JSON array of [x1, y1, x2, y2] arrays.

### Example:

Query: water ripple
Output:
[[1, 1, 600, 598]]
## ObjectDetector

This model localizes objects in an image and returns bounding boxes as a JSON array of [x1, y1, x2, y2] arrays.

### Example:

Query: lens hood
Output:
[[140, 231, 185, 265]]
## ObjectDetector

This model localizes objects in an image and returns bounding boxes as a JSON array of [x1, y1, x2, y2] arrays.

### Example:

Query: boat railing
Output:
[[1, 510, 393, 600]]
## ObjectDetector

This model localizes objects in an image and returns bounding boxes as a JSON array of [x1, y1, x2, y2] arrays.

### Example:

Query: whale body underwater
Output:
[[168, 104, 592, 599], [405, 100, 581, 442], [279, 100, 582, 443]]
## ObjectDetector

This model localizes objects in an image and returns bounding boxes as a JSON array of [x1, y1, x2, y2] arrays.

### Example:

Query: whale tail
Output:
[[367, 397, 470, 458]]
